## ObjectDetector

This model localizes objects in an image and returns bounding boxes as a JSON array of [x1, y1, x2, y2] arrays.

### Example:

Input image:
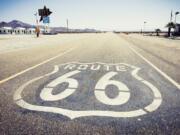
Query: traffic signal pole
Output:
[[34, 12, 40, 37], [35, 12, 39, 27]]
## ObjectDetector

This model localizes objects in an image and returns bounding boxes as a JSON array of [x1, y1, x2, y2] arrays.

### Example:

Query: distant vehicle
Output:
[[43, 31, 58, 35]]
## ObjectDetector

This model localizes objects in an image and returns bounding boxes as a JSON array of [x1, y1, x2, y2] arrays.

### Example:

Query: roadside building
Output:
[[26, 28, 36, 34], [174, 24, 180, 36], [0, 27, 13, 34], [0, 27, 47, 35], [14, 27, 26, 34]]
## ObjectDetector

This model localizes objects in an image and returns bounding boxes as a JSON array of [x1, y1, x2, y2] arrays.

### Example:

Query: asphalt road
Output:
[[0, 33, 180, 135]]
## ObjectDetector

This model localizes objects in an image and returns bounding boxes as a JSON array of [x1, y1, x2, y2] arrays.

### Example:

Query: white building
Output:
[[14, 27, 26, 34], [0, 27, 49, 35], [26, 28, 35, 34], [0, 27, 13, 34]]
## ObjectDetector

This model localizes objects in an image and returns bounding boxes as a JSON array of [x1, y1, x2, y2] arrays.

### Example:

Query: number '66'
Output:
[[40, 70, 130, 106]]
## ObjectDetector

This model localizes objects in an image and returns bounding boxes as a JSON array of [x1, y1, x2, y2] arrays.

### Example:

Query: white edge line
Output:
[[129, 46, 180, 90]]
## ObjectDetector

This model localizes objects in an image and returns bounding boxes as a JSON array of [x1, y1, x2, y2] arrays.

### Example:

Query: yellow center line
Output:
[[0, 47, 76, 85]]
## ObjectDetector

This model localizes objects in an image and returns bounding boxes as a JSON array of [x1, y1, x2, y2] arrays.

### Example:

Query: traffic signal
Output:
[[38, 6, 52, 22]]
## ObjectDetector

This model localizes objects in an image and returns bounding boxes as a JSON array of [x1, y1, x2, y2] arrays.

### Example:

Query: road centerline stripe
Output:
[[129, 46, 180, 90], [0, 47, 76, 85]]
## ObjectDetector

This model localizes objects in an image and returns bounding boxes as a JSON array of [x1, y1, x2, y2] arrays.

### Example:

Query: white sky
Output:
[[1, 0, 180, 31]]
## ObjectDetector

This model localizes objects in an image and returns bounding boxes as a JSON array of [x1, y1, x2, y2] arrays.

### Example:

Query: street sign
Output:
[[38, 6, 52, 22], [38, 7, 52, 16], [43, 16, 50, 24]]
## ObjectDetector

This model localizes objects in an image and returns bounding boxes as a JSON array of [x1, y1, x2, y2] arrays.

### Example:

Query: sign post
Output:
[[38, 6, 52, 34]]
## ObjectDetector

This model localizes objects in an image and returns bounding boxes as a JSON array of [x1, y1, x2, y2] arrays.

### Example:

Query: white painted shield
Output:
[[14, 62, 162, 119]]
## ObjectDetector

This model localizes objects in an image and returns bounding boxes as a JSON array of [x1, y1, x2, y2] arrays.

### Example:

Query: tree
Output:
[[166, 22, 175, 37], [155, 29, 161, 36]]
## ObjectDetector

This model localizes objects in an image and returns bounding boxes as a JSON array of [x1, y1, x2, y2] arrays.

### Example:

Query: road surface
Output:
[[0, 33, 180, 135]]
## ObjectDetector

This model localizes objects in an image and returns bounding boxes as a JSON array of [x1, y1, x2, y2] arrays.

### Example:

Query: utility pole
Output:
[[143, 21, 147, 33], [66, 19, 69, 32], [170, 10, 173, 22]]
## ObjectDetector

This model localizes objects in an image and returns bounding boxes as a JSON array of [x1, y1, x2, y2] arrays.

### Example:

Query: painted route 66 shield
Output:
[[14, 62, 162, 119]]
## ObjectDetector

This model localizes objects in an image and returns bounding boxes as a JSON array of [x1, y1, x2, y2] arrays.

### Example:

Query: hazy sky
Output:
[[0, 0, 180, 31]]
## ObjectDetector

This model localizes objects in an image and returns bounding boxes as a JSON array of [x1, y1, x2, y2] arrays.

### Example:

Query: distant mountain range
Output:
[[0, 20, 36, 29], [0, 20, 101, 32]]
